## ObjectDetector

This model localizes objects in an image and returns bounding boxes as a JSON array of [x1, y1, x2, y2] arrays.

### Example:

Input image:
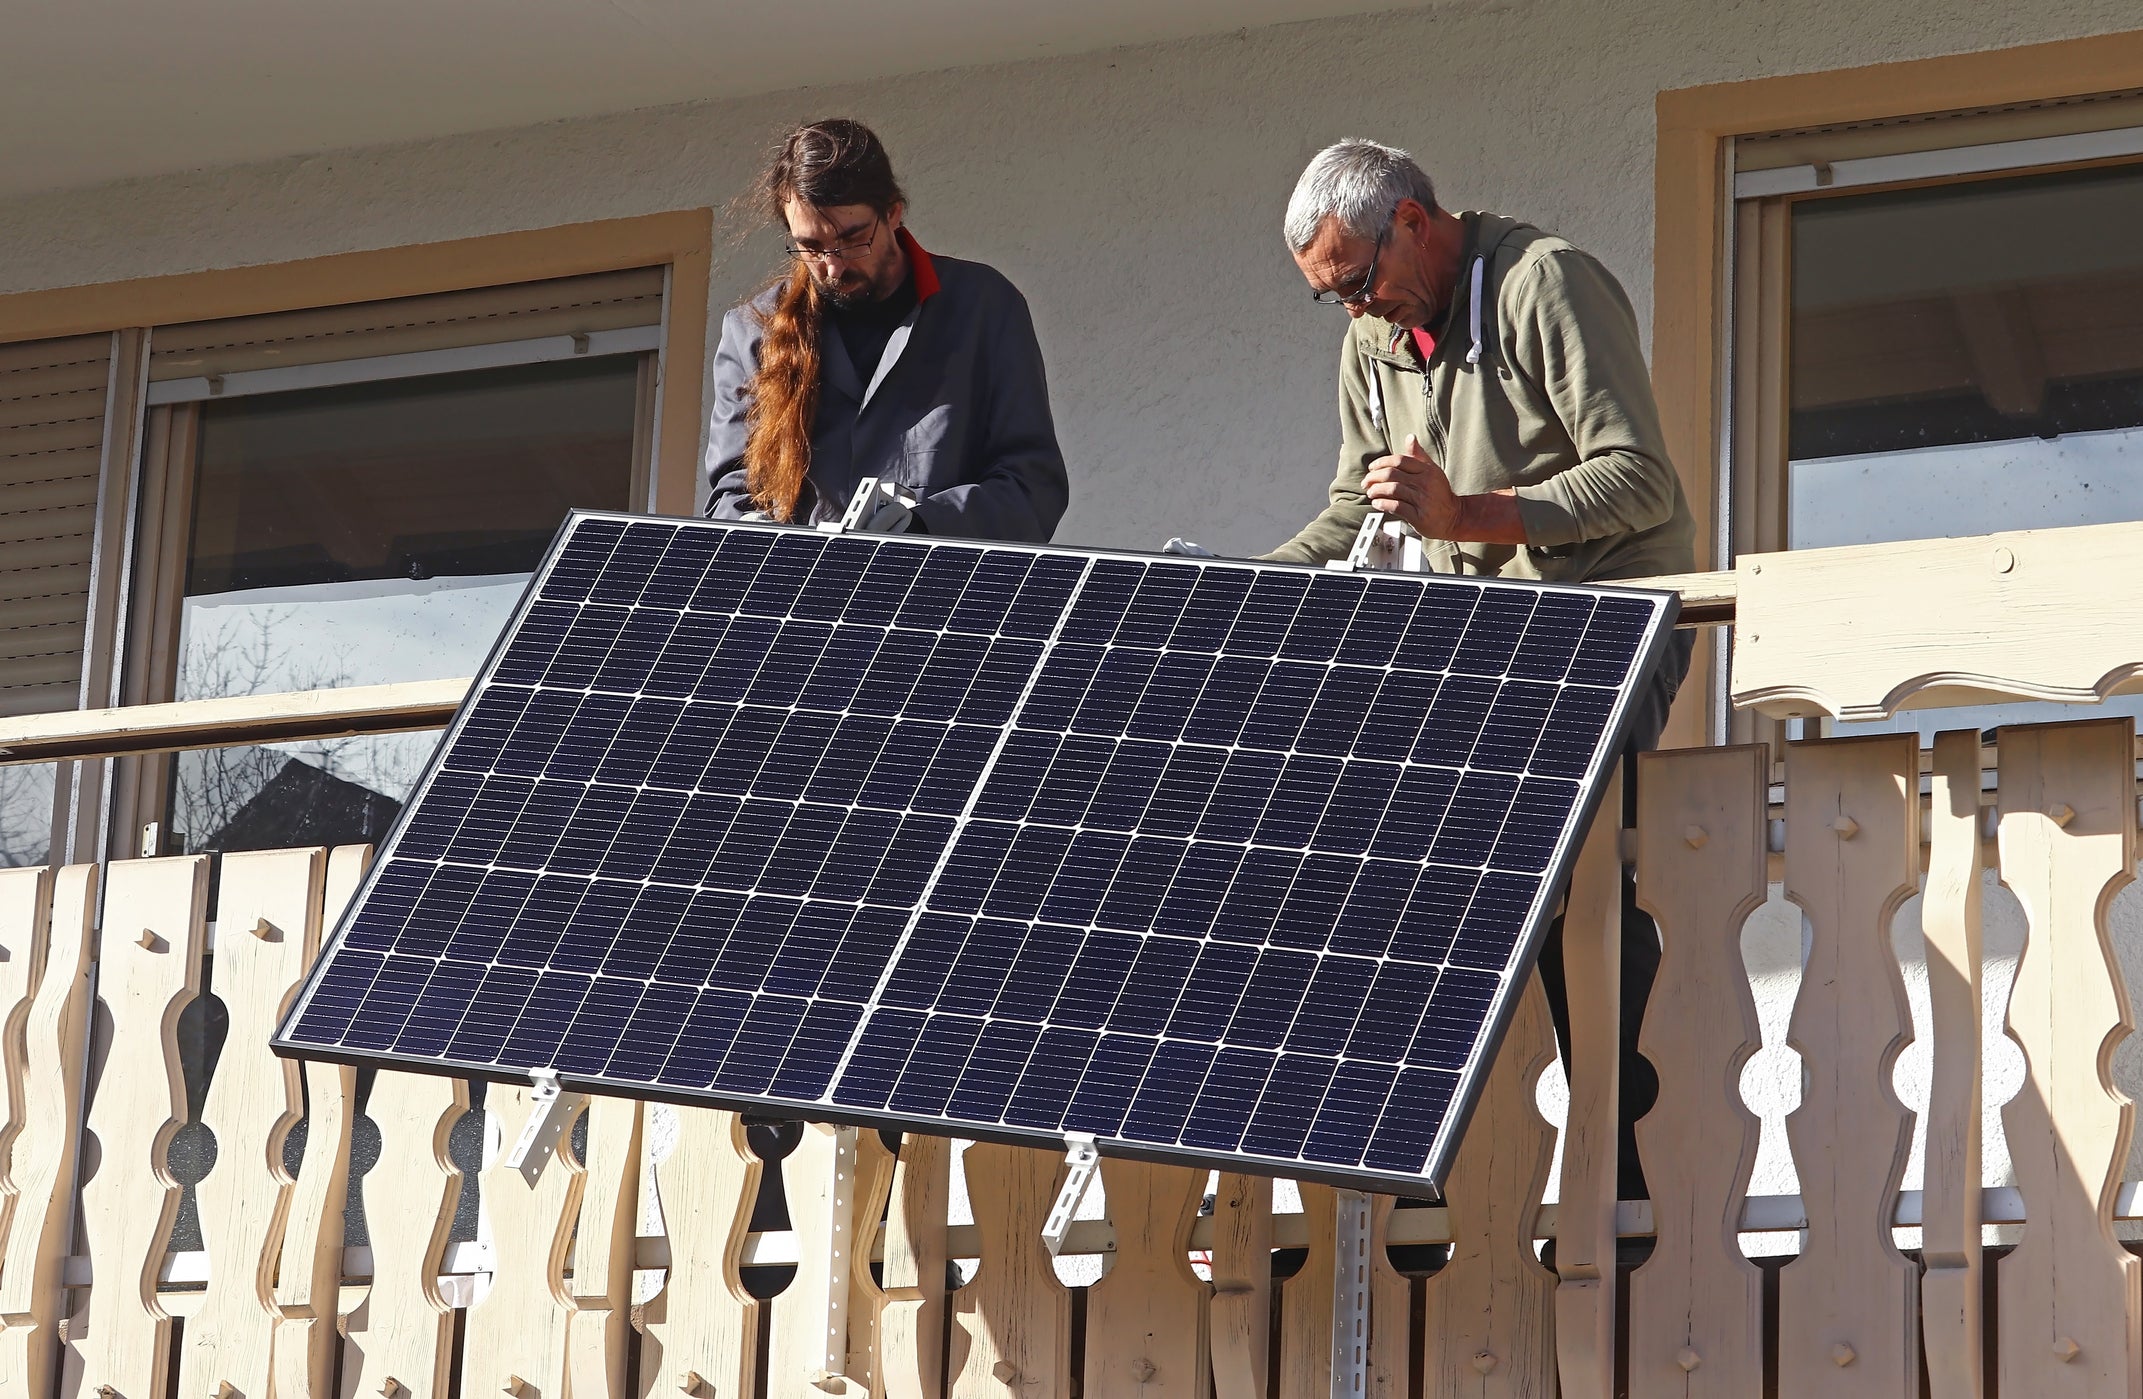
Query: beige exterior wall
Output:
[[2, 0, 2138, 554]]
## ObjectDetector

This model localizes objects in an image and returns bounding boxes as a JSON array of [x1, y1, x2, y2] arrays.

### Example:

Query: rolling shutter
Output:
[[0, 334, 110, 719]]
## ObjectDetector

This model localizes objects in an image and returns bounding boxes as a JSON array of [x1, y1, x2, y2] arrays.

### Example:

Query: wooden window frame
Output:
[[1652, 27, 2143, 748], [0, 210, 714, 859]]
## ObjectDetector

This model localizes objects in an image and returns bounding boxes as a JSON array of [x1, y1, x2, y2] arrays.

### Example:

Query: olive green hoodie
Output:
[[1264, 212, 1695, 583]]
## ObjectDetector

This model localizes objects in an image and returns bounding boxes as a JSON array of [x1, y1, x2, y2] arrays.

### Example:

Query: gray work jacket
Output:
[[705, 233, 1070, 541]]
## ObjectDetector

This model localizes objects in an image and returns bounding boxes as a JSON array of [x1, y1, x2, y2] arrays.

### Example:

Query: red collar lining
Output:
[[897, 226, 940, 302]]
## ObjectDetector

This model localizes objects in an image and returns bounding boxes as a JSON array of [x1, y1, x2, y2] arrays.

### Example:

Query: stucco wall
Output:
[[2, 0, 2136, 553]]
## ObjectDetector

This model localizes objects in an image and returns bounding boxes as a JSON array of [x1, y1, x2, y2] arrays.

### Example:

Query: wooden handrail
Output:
[[0, 572, 1737, 767]]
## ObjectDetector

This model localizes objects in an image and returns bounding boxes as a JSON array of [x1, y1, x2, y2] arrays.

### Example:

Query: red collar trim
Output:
[[897, 226, 941, 302]]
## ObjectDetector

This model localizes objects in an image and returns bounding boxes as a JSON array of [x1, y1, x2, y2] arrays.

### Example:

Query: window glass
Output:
[[1786, 162, 2143, 741], [0, 763, 54, 867], [167, 357, 638, 855]]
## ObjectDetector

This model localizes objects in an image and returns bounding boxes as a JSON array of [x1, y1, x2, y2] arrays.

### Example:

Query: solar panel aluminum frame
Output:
[[271, 509, 1681, 1197]]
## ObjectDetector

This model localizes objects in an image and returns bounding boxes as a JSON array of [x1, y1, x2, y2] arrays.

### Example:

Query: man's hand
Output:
[[1363, 435, 1461, 539], [1362, 434, 1530, 545]]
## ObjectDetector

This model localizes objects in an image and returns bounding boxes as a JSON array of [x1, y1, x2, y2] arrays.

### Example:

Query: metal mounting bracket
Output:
[[1330, 1188, 1372, 1399], [502, 1067, 587, 1187], [1338, 510, 1428, 573], [1040, 1132, 1101, 1257]]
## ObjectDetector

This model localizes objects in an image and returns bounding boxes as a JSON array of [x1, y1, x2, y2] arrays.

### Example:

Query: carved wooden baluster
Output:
[[1996, 717, 2139, 1397], [0, 865, 95, 1399], [1279, 1182, 1339, 1396], [1083, 1159, 1207, 1399], [1418, 972, 1557, 1399], [948, 1143, 1070, 1399], [1776, 734, 1920, 1398], [61, 854, 211, 1399], [1553, 771, 1621, 1399], [273, 844, 370, 1399], [1922, 730, 1987, 1399], [338, 1071, 468, 1399], [1364, 1196, 1411, 1399], [0, 865, 52, 1262], [566, 1095, 644, 1399], [843, 1130, 898, 1393], [180, 847, 328, 1399], [462, 1084, 590, 1398], [1205, 1172, 1272, 1399], [878, 1132, 949, 1399], [635, 1107, 762, 1399], [771, 1123, 875, 1398], [1628, 745, 1768, 1397]]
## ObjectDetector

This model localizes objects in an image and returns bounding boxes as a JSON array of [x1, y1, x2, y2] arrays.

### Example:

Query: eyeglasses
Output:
[[784, 215, 883, 264], [1309, 208, 1398, 307]]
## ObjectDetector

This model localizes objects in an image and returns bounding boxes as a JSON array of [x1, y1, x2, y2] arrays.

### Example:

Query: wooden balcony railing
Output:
[[0, 523, 2138, 1399]]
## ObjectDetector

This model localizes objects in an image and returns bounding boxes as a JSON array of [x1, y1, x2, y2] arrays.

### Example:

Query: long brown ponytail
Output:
[[744, 119, 906, 521]]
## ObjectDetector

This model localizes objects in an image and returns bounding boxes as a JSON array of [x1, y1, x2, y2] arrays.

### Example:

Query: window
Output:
[[1725, 102, 2143, 744], [109, 268, 669, 858]]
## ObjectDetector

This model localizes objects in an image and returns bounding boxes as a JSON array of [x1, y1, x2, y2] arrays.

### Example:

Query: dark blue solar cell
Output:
[[1002, 555, 1085, 638], [691, 530, 775, 613], [1347, 960, 1436, 1063], [1425, 771, 1521, 868], [947, 1021, 1043, 1121], [799, 715, 893, 806], [1334, 578, 1418, 666], [554, 879, 639, 975], [1569, 595, 1656, 685], [645, 612, 729, 698], [1285, 956, 1378, 1055], [945, 551, 1033, 634], [605, 986, 697, 1082], [1411, 675, 1498, 768], [992, 926, 1083, 1022], [851, 630, 936, 714], [817, 906, 905, 1003], [637, 527, 723, 609], [891, 1016, 985, 1115], [485, 690, 575, 778], [1391, 866, 1478, 965], [1025, 735, 1114, 828], [1491, 778, 1581, 874], [696, 617, 781, 703], [1037, 830, 1133, 926], [1253, 756, 1344, 848], [556, 975, 648, 1075], [393, 958, 487, 1057], [865, 815, 955, 905], [595, 697, 688, 786], [589, 523, 675, 606], [1142, 746, 1229, 838], [492, 603, 576, 685], [1180, 656, 1271, 747], [546, 605, 631, 688], [599, 882, 694, 981], [593, 609, 681, 694], [1167, 567, 1255, 651], [1223, 573, 1310, 658], [1211, 850, 1301, 946], [493, 782, 579, 870], [1535, 686, 1619, 779], [1115, 565, 1200, 648], [1180, 1046, 1273, 1152], [1058, 560, 1145, 644], [1269, 855, 1360, 950], [1053, 931, 1141, 1027], [895, 548, 982, 630], [1153, 844, 1244, 939], [743, 622, 834, 708], [913, 725, 995, 815], [958, 639, 1045, 726], [449, 686, 534, 770], [767, 1001, 856, 1100], [927, 822, 1018, 915], [545, 693, 635, 784], [1309, 762, 1399, 854], [755, 804, 848, 895], [1240, 1053, 1340, 1160], [749, 711, 843, 801], [398, 773, 480, 858], [1364, 1070, 1457, 1172], [1094, 836, 1187, 929], [1223, 949, 1316, 1049], [1122, 652, 1211, 742], [440, 775, 532, 865], [972, 731, 1057, 821], [1412, 969, 1499, 1069], [702, 798, 788, 888], [1291, 666, 1385, 757], [647, 792, 740, 886], [1471, 681, 1557, 773], [763, 903, 855, 996], [550, 787, 638, 875], [1003, 1027, 1099, 1130], [714, 994, 810, 1093], [1120, 1040, 1213, 1142], [443, 964, 540, 1064], [1063, 1034, 1159, 1135], [853, 722, 944, 810], [596, 788, 689, 880], [656, 988, 753, 1089], [1303, 1062, 1400, 1167], [1194, 749, 1285, 843], [1107, 935, 1198, 1035], [1019, 644, 1106, 731], [1329, 859, 1416, 959], [909, 634, 991, 720], [1392, 581, 1476, 671], [500, 972, 589, 1067], [790, 538, 878, 621], [1448, 871, 1540, 969], [1237, 662, 1325, 751], [1507, 592, 1594, 682], [1068, 650, 1159, 735], [544, 517, 626, 599], [1450, 590, 1535, 676], [1352, 671, 1437, 761], [938, 917, 1027, 1008], [739, 535, 823, 617], [881, 914, 969, 1011], [1085, 742, 1170, 832], [811, 809, 904, 903], [1277, 574, 1364, 662], [838, 543, 928, 628]]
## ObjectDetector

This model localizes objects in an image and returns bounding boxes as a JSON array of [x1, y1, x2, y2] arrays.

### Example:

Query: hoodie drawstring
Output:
[[1466, 256, 1485, 365]]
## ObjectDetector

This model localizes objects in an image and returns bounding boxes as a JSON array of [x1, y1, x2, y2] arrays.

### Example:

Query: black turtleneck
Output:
[[829, 272, 918, 385]]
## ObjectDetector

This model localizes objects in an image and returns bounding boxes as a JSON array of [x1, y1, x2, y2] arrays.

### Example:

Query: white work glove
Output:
[[1162, 537, 1216, 557], [737, 509, 773, 523]]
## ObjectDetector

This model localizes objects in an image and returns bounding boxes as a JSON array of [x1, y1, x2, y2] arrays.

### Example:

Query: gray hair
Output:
[[1284, 139, 1439, 251]]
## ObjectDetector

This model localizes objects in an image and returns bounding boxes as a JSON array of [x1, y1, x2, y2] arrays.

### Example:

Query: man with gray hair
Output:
[[1271, 138, 1697, 1204]]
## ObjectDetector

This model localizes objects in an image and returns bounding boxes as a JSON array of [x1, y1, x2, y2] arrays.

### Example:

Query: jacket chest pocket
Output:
[[897, 404, 957, 487]]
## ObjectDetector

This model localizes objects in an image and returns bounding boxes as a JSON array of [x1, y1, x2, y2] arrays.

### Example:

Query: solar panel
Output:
[[273, 511, 1676, 1193]]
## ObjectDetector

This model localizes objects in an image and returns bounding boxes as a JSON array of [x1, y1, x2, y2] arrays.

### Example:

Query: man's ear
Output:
[[886, 200, 906, 233], [1394, 198, 1432, 239]]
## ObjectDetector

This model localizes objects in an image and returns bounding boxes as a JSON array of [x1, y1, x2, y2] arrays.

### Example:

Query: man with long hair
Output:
[[706, 119, 1069, 540]]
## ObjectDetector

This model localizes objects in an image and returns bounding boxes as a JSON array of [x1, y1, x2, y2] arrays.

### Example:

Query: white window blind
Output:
[[0, 334, 111, 718]]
